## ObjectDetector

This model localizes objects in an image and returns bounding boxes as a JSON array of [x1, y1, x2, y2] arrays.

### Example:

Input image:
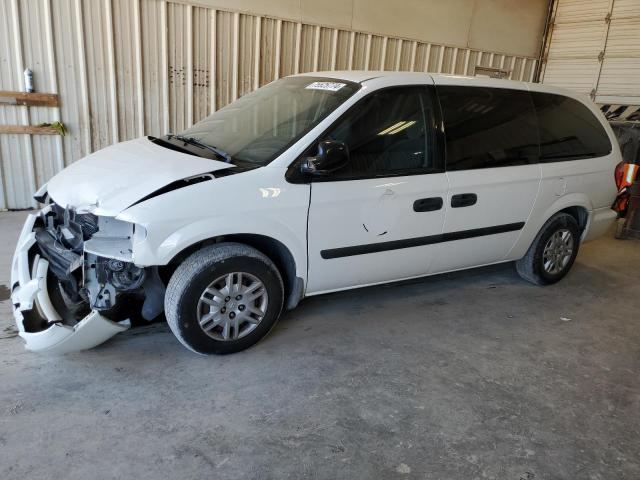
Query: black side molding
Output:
[[320, 222, 525, 259]]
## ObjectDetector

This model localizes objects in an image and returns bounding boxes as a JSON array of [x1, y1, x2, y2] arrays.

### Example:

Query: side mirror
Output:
[[301, 140, 349, 176]]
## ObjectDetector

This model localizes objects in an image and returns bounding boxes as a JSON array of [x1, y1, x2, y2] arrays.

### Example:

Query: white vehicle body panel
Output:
[[47, 137, 231, 216], [509, 80, 621, 257], [431, 165, 542, 272], [18, 312, 130, 354], [306, 173, 449, 293], [117, 167, 310, 281], [10, 70, 621, 353], [305, 75, 449, 293]]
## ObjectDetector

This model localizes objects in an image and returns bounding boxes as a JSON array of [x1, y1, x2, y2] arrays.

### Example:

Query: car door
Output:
[[304, 84, 449, 294], [430, 82, 542, 273]]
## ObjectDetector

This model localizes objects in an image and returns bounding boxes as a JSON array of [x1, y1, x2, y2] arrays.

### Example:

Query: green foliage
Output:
[[38, 121, 67, 136]]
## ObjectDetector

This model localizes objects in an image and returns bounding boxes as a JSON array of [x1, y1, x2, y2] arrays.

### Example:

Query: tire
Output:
[[516, 213, 581, 285], [165, 243, 284, 355]]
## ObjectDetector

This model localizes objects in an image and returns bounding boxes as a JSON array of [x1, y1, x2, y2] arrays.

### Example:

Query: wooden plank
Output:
[[0, 125, 61, 135], [0, 91, 59, 107]]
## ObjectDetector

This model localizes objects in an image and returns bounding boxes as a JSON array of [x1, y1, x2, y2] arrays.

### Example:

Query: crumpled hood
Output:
[[47, 137, 232, 216]]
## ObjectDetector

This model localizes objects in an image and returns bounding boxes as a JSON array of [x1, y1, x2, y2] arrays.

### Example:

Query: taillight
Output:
[[616, 162, 640, 191], [626, 164, 639, 184]]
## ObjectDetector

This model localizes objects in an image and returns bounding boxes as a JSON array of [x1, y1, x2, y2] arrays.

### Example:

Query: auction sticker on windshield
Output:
[[305, 81, 346, 92]]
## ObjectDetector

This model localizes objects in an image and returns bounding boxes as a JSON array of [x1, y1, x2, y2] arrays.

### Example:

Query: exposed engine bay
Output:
[[11, 203, 165, 353]]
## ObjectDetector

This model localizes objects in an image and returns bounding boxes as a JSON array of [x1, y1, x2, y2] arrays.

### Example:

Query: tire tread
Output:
[[165, 243, 283, 354]]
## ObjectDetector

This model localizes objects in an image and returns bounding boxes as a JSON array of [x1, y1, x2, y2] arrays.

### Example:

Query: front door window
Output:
[[321, 86, 441, 179]]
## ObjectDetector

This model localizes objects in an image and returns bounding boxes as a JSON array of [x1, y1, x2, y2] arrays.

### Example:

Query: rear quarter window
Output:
[[531, 92, 612, 162], [437, 86, 539, 171]]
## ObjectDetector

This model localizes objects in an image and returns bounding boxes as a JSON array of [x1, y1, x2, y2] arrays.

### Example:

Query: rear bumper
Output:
[[583, 207, 617, 242], [10, 208, 129, 354]]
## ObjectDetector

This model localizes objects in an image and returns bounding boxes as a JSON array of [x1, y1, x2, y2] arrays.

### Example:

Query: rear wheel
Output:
[[165, 243, 284, 355], [516, 213, 581, 285]]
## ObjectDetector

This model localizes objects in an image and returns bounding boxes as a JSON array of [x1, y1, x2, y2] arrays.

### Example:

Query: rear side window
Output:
[[438, 86, 538, 171], [531, 92, 612, 162]]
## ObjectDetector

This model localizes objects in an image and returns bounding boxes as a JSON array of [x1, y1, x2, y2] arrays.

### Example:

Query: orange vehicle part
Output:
[[620, 163, 639, 189], [614, 163, 639, 215]]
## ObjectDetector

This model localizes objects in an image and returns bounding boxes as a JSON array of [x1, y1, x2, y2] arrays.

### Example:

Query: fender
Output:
[[507, 192, 593, 260], [537, 192, 593, 233], [149, 218, 305, 275], [116, 167, 310, 281]]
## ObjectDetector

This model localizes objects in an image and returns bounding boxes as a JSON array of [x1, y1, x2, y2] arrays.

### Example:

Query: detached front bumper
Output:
[[10, 209, 129, 354]]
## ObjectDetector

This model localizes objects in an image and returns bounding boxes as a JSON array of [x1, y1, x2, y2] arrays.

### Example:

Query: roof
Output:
[[293, 70, 428, 83], [292, 69, 531, 89], [290, 70, 587, 101]]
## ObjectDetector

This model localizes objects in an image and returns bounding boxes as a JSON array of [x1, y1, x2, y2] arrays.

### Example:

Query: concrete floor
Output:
[[0, 210, 639, 480]]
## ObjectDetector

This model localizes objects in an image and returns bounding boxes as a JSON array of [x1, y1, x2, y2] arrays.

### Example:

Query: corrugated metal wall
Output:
[[541, 0, 640, 105], [0, 0, 538, 210], [597, 0, 640, 104]]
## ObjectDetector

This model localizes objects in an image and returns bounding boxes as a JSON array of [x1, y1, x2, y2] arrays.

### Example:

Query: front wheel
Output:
[[516, 213, 581, 285], [165, 243, 284, 355]]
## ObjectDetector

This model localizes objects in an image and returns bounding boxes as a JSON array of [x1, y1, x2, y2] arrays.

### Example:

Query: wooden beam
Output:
[[0, 125, 61, 135], [0, 91, 59, 107]]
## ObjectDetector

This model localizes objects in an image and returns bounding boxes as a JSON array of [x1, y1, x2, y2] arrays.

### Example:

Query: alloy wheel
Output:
[[196, 272, 268, 341], [542, 229, 574, 275]]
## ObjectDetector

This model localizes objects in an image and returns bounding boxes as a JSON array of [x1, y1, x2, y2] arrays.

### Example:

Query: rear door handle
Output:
[[451, 193, 477, 208], [413, 197, 443, 212]]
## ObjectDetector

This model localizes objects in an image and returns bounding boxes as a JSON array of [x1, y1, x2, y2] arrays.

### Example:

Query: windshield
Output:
[[179, 76, 360, 166]]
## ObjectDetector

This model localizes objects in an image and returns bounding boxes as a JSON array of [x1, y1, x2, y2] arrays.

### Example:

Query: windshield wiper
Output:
[[168, 134, 233, 163]]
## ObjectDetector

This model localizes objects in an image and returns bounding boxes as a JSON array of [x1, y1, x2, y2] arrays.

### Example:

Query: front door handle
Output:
[[451, 193, 477, 208], [413, 197, 443, 212]]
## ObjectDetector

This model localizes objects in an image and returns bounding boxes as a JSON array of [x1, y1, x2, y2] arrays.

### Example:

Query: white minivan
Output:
[[11, 71, 620, 355]]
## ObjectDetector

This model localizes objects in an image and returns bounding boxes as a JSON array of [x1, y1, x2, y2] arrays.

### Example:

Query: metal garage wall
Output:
[[0, 0, 538, 210], [597, 0, 640, 105], [541, 0, 640, 105]]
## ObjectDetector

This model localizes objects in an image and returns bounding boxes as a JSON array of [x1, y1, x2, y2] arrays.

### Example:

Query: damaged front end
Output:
[[10, 202, 164, 354]]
